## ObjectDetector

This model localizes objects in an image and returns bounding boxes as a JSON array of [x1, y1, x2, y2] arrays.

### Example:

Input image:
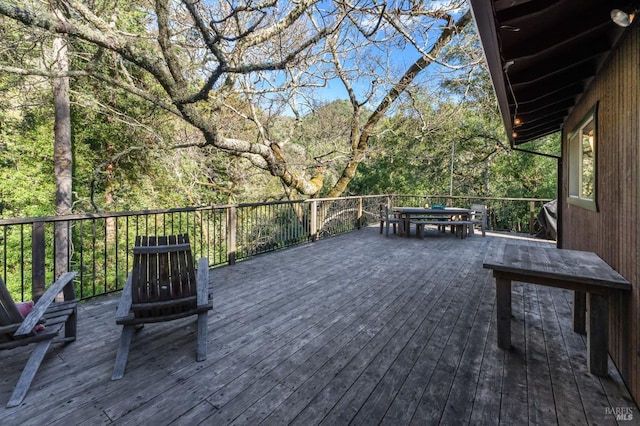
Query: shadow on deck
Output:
[[1, 226, 637, 425]]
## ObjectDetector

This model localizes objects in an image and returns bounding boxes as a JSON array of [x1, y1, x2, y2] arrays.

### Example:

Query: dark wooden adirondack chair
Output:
[[112, 234, 212, 380], [0, 271, 78, 407]]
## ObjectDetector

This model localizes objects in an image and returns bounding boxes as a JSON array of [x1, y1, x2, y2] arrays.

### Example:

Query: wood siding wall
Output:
[[561, 25, 640, 403]]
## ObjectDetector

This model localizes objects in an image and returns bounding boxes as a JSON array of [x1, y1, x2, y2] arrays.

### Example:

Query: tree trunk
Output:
[[53, 35, 72, 278]]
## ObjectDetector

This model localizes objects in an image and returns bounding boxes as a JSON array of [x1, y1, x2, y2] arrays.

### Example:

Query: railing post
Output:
[[310, 200, 318, 242], [529, 201, 535, 234], [32, 222, 46, 302], [227, 206, 237, 265], [54, 220, 70, 280], [357, 197, 363, 230]]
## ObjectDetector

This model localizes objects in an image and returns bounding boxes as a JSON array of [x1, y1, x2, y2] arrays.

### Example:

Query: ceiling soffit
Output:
[[470, 0, 632, 145]]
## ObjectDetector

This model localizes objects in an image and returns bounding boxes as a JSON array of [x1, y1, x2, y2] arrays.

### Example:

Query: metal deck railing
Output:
[[0, 195, 552, 301]]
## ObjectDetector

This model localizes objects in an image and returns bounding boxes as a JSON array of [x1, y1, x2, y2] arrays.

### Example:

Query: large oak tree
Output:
[[0, 0, 471, 199]]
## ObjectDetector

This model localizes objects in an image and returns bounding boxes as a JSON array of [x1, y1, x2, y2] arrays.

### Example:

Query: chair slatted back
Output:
[[379, 204, 395, 220], [471, 204, 486, 220], [0, 278, 25, 342], [131, 234, 198, 319]]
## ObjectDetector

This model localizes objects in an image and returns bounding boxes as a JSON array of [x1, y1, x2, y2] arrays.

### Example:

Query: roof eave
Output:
[[469, 0, 516, 147]]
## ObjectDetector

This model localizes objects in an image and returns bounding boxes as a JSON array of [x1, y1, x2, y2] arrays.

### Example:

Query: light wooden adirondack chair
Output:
[[111, 234, 212, 380], [0, 271, 78, 407], [470, 204, 487, 237]]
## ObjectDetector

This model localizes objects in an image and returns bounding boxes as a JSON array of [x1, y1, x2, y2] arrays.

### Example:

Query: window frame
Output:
[[567, 103, 598, 212]]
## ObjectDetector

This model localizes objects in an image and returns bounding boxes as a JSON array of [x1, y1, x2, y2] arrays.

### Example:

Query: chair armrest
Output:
[[15, 271, 77, 336], [196, 257, 210, 306], [115, 273, 133, 321]]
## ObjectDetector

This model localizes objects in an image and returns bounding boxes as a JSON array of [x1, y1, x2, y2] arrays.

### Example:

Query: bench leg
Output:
[[587, 292, 609, 376], [496, 276, 512, 350], [196, 312, 208, 362], [416, 224, 424, 239], [573, 290, 586, 334]]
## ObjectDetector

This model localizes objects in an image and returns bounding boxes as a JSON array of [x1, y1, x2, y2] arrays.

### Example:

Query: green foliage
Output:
[[276, 100, 366, 197], [0, 105, 56, 218], [490, 135, 559, 199], [347, 29, 559, 201], [0, 8, 558, 216], [237, 204, 309, 258], [348, 102, 558, 200]]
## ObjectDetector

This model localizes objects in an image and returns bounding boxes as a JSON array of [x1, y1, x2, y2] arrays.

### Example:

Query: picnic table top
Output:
[[393, 206, 472, 214]]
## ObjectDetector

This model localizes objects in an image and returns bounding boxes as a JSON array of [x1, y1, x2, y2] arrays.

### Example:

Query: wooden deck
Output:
[[1, 226, 638, 425]]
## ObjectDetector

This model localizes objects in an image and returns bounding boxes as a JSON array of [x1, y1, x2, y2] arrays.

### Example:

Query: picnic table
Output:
[[392, 206, 473, 238]]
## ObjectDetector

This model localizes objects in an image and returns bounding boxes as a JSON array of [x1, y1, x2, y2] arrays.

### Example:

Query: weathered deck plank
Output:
[[0, 227, 637, 425]]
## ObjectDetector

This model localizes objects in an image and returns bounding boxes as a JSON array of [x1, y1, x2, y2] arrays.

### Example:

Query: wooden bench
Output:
[[413, 219, 472, 239], [483, 244, 631, 376]]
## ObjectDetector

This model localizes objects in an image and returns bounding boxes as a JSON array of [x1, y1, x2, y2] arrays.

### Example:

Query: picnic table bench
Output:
[[413, 219, 470, 238], [483, 244, 631, 376]]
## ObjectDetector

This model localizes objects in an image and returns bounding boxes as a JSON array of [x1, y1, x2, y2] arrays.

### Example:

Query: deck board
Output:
[[0, 226, 637, 425]]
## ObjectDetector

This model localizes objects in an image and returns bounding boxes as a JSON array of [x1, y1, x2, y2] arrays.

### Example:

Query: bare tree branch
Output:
[[0, 0, 473, 199]]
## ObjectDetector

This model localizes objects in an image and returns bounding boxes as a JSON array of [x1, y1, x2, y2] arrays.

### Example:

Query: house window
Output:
[[567, 104, 597, 211]]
